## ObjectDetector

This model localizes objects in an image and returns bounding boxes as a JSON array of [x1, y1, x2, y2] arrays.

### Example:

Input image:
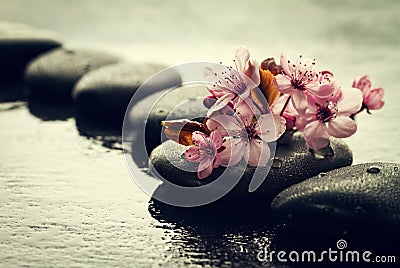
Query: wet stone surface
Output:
[[24, 48, 120, 101], [72, 62, 181, 125], [127, 84, 208, 167], [149, 132, 353, 204], [271, 162, 400, 236]]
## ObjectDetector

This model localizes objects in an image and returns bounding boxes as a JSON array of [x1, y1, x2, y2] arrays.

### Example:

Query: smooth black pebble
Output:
[[25, 48, 120, 101], [0, 22, 62, 81], [149, 132, 353, 204], [126, 84, 208, 167], [271, 162, 400, 236], [73, 62, 181, 124]]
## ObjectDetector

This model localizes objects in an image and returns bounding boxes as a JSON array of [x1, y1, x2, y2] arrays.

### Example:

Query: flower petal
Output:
[[206, 114, 242, 137], [291, 89, 308, 113], [245, 140, 271, 167], [203, 95, 217, 108], [198, 155, 214, 173], [307, 79, 337, 98], [337, 87, 363, 116], [365, 87, 384, 110], [280, 53, 292, 76], [198, 163, 213, 179], [246, 58, 261, 86], [295, 113, 314, 132], [233, 46, 250, 73], [184, 146, 201, 162], [327, 116, 357, 138], [207, 93, 235, 117], [235, 102, 254, 127], [352, 75, 371, 95], [219, 137, 245, 167], [304, 120, 330, 150], [213, 154, 221, 168], [191, 131, 207, 145], [274, 74, 293, 94], [210, 130, 223, 149], [256, 114, 286, 142]]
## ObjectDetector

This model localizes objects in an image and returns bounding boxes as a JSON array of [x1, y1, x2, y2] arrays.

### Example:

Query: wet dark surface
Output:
[[1, 0, 400, 267], [1, 94, 399, 267]]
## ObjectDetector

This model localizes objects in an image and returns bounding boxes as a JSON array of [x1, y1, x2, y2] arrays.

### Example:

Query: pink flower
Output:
[[298, 88, 363, 149], [204, 46, 262, 115], [274, 54, 336, 112], [232, 45, 260, 85], [352, 75, 384, 112], [270, 93, 297, 130], [206, 103, 286, 167], [184, 130, 223, 179]]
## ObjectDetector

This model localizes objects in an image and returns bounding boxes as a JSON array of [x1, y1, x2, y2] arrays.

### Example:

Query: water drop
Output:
[[394, 166, 399, 171], [322, 206, 333, 213], [84, 64, 91, 71], [366, 166, 380, 174], [272, 158, 283, 169], [354, 206, 366, 215], [311, 144, 334, 159]]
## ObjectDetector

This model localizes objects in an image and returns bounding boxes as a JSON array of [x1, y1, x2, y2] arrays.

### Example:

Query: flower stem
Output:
[[280, 95, 291, 116]]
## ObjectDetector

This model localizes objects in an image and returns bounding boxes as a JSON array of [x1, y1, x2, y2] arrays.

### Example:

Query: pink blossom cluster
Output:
[[273, 54, 384, 150], [163, 46, 384, 179]]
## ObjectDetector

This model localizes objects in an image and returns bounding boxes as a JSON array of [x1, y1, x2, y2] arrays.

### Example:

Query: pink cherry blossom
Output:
[[352, 75, 384, 112], [206, 103, 286, 167], [204, 46, 262, 116], [274, 54, 336, 112], [298, 88, 363, 149], [184, 130, 223, 179], [233, 45, 260, 85], [270, 93, 297, 130]]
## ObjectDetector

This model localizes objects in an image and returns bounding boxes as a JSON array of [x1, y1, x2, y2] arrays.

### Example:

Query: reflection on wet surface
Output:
[[0, 102, 399, 267]]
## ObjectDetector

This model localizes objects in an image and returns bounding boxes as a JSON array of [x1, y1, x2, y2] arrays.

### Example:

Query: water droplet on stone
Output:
[[354, 206, 366, 214], [83, 64, 91, 72], [272, 158, 282, 169], [322, 206, 333, 213], [367, 166, 380, 174], [394, 166, 399, 171], [311, 144, 334, 159], [319, 172, 327, 177]]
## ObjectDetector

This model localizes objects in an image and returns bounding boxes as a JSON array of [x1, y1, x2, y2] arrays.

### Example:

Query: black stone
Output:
[[271, 162, 400, 236], [0, 82, 28, 102], [25, 48, 120, 101], [126, 84, 208, 167], [148, 132, 353, 204], [0, 22, 62, 81], [28, 98, 74, 121], [72, 62, 181, 124]]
